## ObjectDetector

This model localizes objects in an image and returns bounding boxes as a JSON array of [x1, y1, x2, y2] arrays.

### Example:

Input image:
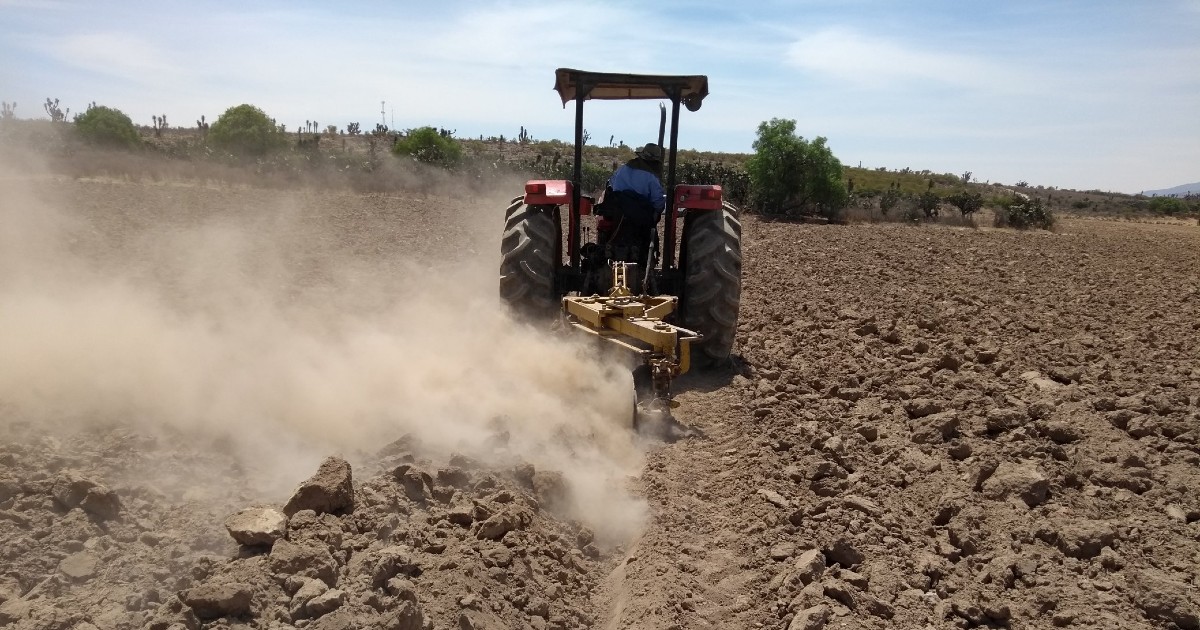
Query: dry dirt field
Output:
[[0, 168, 1198, 630]]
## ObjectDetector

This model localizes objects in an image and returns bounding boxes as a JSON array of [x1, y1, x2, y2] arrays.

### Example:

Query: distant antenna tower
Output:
[[380, 101, 386, 127], [390, 107, 394, 131]]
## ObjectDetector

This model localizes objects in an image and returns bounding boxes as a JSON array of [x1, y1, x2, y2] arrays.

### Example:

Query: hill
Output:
[[1143, 181, 1200, 197]]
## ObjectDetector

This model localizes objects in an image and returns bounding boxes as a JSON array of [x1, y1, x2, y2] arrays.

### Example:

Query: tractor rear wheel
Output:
[[682, 202, 742, 369], [499, 200, 559, 318]]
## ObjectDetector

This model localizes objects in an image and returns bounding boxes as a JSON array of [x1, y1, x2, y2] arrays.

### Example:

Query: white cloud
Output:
[[785, 26, 1019, 91], [42, 32, 181, 82], [0, 0, 72, 7]]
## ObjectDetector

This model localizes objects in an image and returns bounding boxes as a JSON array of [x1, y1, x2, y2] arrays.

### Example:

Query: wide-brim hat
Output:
[[636, 143, 663, 162]]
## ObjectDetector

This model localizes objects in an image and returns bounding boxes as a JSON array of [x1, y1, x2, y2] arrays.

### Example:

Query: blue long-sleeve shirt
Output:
[[609, 165, 665, 213]]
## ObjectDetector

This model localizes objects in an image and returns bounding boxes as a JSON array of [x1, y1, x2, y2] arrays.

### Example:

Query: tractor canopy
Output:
[[554, 68, 709, 111]]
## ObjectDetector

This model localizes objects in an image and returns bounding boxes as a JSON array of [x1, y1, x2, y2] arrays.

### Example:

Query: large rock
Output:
[[0, 599, 33, 625], [290, 578, 328, 619], [1130, 569, 1200, 629], [51, 471, 98, 508], [904, 399, 944, 419], [475, 511, 522, 541], [80, 486, 121, 520], [460, 609, 507, 630], [788, 604, 830, 630], [0, 576, 20, 605], [58, 552, 98, 581], [981, 461, 1048, 507], [181, 582, 253, 619], [284, 456, 354, 516], [531, 470, 568, 512], [769, 542, 796, 561], [347, 545, 421, 589], [446, 502, 474, 527], [269, 539, 338, 585], [1051, 521, 1119, 559], [393, 465, 431, 503], [910, 412, 960, 444], [985, 408, 1029, 433], [51, 472, 120, 519], [823, 538, 864, 568], [0, 478, 19, 504], [386, 600, 425, 630], [793, 549, 826, 585], [307, 588, 346, 617], [225, 507, 288, 546]]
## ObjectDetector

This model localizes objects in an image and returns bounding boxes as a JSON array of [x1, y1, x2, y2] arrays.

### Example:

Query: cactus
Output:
[[917, 190, 941, 219], [346, 122, 360, 135], [0, 101, 15, 121], [196, 114, 210, 138], [152, 114, 168, 137], [519, 126, 531, 144], [44, 97, 68, 122], [879, 182, 901, 216]]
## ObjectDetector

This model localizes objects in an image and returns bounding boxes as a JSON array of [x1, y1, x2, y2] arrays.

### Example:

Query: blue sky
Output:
[[1, 0, 1197, 193]]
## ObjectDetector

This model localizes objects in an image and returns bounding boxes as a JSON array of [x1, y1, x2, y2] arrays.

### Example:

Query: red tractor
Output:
[[500, 68, 741, 371]]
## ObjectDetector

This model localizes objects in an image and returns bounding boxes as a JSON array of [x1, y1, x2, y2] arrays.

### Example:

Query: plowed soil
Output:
[[1, 174, 1198, 630]]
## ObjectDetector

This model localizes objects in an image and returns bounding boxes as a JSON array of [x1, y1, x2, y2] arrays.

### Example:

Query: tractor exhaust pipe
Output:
[[657, 103, 666, 153]]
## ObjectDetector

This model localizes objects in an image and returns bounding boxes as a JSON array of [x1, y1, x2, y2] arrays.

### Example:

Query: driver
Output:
[[597, 143, 665, 271]]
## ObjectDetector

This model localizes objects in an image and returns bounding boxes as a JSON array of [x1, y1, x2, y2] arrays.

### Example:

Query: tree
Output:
[[879, 182, 901, 216], [916, 191, 941, 219], [995, 197, 1054, 230], [44, 97, 68, 122], [73, 104, 140, 148], [151, 114, 167, 137], [946, 190, 983, 217], [208, 104, 285, 155], [1148, 196, 1185, 215], [392, 126, 462, 166], [745, 118, 848, 218]]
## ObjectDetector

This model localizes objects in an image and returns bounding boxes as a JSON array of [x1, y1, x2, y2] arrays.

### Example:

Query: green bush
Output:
[[1148, 197, 1186, 215], [746, 118, 848, 218], [73, 105, 139, 148], [208, 104, 284, 156], [879, 184, 902, 216], [916, 191, 941, 219], [393, 126, 463, 166], [946, 190, 983, 216], [525, 155, 611, 194], [675, 160, 752, 206], [995, 197, 1055, 230]]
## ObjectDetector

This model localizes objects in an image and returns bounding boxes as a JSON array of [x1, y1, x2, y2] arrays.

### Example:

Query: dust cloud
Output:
[[0, 155, 646, 543]]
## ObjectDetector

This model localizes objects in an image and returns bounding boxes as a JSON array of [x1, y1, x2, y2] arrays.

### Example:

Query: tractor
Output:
[[499, 69, 742, 429]]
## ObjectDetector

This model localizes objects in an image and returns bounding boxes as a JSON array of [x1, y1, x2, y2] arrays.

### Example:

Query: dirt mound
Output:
[[0, 422, 252, 628], [2, 170, 1199, 630], [0, 424, 610, 629], [144, 447, 608, 630], [601, 219, 1200, 629]]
